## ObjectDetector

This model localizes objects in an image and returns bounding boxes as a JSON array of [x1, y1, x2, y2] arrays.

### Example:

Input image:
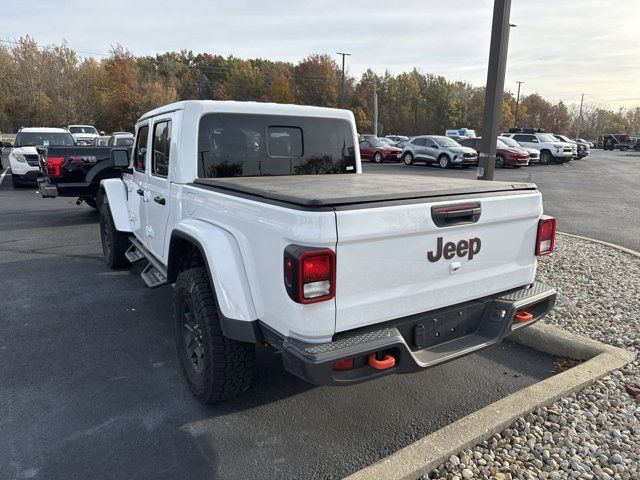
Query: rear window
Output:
[[197, 113, 356, 178], [69, 126, 97, 134]]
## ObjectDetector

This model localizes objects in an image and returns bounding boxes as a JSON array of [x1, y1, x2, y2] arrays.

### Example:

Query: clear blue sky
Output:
[[3, 0, 639, 108]]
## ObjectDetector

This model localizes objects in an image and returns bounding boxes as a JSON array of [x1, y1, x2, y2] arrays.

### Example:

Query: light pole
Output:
[[477, 0, 512, 181], [373, 82, 378, 137], [336, 52, 351, 108], [514, 81, 524, 128], [576, 93, 585, 139]]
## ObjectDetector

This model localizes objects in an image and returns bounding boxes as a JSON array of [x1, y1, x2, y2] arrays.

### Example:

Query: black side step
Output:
[[128, 237, 168, 289]]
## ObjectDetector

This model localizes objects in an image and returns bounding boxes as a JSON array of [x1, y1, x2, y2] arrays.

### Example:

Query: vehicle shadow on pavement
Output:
[[1, 207, 98, 230], [1, 252, 557, 480]]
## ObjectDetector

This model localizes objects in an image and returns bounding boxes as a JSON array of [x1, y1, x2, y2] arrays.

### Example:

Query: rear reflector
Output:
[[536, 216, 556, 256], [284, 246, 335, 304], [332, 358, 354, 371]]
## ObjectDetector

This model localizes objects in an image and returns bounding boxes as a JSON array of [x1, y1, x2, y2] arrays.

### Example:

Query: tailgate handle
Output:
[[431, 202, 481, 227]]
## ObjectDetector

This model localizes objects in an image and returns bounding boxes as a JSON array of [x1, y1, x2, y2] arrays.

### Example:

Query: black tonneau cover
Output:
[[193, 174, 537, 208]]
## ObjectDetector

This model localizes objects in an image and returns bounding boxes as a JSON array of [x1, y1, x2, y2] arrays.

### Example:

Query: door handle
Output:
[[153, 196, 166, 205], [136, 188, 144, 196]]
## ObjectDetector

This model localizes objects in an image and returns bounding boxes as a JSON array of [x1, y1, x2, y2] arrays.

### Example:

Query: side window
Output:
[[134, 125, 149, 172], [413, 138, 426, 146], [360, 141, 370, 148], [513, 134, 532, 142], [424, 139, 435, 147], [152, 120, 171, 177]]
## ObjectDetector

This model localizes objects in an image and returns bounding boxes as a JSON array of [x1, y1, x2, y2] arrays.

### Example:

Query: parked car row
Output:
[[359, 127, 598, 169]]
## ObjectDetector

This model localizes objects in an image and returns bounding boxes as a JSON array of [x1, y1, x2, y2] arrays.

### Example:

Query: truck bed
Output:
[[193, 174, 537, 208]]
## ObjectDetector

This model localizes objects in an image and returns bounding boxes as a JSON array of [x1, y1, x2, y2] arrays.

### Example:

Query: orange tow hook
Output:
[[514, 310, 533, 323], [368, 353, 396, 370]]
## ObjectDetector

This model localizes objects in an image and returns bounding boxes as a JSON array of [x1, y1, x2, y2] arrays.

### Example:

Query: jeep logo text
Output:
[[427, 237, 481, 263]]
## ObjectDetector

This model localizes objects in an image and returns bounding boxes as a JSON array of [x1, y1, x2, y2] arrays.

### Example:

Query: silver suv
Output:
[[401, 135, 478, 168]]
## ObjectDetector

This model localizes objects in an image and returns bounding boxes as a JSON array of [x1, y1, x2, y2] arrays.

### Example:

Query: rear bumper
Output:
[[273, 282, 555, 386], [37, 177, 94, 198], [37, 178, 58, 197]]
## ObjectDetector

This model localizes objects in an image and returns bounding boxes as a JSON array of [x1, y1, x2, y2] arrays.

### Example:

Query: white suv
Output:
[[9, 127, 74, 187], [502, 132, 575, 164], [68, 125, 99, 145]]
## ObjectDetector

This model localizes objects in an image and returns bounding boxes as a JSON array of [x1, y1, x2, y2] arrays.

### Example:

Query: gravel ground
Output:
[[426, 235, 640, 480]]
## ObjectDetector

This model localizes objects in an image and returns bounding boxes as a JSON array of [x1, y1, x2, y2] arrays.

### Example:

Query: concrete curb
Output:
[[343, 323, 636, 480], [557, 231, 640, 258]]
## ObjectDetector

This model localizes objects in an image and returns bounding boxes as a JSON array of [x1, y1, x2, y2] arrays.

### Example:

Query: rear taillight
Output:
[[45, 156, 65, 177], [284, 245, 335, 304], [536, 216, 556, 256]]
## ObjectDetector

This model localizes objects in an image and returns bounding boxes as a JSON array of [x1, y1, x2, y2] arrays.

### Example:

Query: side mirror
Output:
[[112, 148, 130, 168]]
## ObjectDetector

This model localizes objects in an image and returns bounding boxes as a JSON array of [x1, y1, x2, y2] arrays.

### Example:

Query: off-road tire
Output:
[[99, 202, 130, 269], [174, 267, 255, 403], [403, 152, 413, 165]]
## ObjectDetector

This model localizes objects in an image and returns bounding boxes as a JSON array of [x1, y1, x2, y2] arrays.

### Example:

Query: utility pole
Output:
[[336, 52, 351, 108], [576, 93, 585, 139], [514, 81, 524, 128], [373, 82, 378, 137], [478, 0, 512, 181]]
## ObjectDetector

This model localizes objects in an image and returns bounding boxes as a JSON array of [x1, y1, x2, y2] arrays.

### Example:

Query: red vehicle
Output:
[[358, 139, 402, 163], [460, 137, 529, 168]]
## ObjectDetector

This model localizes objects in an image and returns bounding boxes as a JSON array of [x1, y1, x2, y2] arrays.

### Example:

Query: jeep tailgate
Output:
[[334, 191, 543, 333]]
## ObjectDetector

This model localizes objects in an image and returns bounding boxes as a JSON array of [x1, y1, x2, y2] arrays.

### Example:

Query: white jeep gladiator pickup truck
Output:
[[99, 100, 557, 403]]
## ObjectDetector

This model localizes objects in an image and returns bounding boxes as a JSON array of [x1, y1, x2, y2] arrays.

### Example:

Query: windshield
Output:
[[15, 131, 75, 147], [69, 126, 97, 134], [433, 136, 461, 147], [538, 134, 558, 142], [197, 113, 356, 178], [498, 136, 519, 148], [372, 140, 392, 147]]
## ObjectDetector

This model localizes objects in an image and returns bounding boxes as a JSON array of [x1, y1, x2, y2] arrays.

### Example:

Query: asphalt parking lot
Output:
[[0, 149, 636, 480], [361, 149, 640, 251]]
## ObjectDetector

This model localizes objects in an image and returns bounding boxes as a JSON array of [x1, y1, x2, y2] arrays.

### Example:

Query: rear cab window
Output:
[[197, 114, 356, 178]]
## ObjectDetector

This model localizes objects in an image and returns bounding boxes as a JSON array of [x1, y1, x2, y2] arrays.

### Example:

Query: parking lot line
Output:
[[0, 167, 9, 186]]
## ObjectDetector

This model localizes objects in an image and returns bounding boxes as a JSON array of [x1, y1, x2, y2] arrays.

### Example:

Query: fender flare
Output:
[[168, 219, 259, 340], [100, 178, 132, 232]]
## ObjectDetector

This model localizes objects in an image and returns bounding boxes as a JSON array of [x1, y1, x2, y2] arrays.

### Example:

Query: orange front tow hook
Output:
[[368, 353, 396, 370]]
